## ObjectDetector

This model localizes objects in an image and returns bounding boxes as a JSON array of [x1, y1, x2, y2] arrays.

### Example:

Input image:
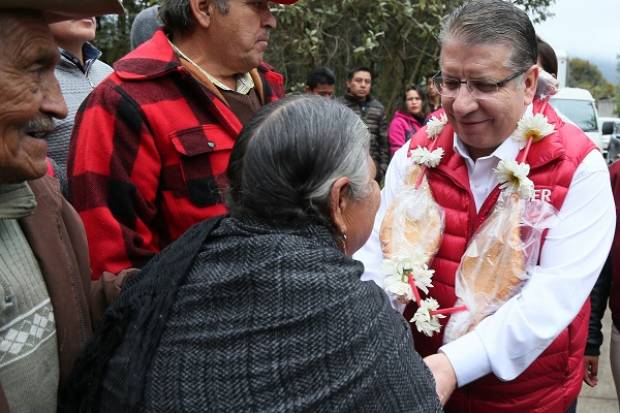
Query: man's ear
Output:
[[523, 64, 539, 105], [328, 177, 351, 236], [190, 0, 213, 29]]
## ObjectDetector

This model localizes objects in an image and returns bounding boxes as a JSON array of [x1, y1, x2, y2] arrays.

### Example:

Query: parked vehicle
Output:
[[550, 87, 603, 152], [603, 117, 620, 163], [598, 117, 620, 160]]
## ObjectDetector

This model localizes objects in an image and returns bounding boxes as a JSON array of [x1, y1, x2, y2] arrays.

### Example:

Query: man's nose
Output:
[[263, 7, 276, 29], [451, 84, 478, 116], [40, 73, 68, 120]]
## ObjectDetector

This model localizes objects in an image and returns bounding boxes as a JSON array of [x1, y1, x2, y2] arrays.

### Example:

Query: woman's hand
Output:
[[423, 353, 457, 405]]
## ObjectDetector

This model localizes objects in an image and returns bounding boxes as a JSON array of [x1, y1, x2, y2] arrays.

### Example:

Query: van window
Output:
[[550, 99, 598, 132]]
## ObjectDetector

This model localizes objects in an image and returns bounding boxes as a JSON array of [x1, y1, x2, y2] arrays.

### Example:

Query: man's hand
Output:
[[584, 355, 599, 387], [424, 353, 457, 405]]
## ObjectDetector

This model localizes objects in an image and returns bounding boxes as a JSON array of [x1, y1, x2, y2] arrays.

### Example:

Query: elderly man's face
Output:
[[440, 39, 537, 159], [0, 11, 67, 183], [208, 0, 276, 74]]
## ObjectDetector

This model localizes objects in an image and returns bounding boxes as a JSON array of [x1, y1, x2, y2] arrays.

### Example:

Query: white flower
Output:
[[426, 113, 448, 139], [410, 298, 445, 337], [413, 264, 434, 295], [495, 159, 535, 199], [382, 256, 435, 300], [410, 147, 444, 168], [513, 113, 555, 148], [384, 274, 415, 301]]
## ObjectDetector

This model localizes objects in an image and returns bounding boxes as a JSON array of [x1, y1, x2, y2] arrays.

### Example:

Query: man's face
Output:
[[346, 70, 371, 99], [440, 39, 537, 159], [308, 83, 335, 98], [0, 12, 68, 183], [48, 17, 97, 46], [208, 0, 276, 73]]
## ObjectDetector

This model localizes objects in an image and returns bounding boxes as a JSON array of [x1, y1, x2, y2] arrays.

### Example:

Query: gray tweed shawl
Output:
[[103, 217, 442, 413]]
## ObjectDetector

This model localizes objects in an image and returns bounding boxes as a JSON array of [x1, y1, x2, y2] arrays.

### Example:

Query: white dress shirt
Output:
[[354, 123, 615, 386]]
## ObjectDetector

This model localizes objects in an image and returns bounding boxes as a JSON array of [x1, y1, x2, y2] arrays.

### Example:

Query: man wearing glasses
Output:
[[355, 1, 614, 412]]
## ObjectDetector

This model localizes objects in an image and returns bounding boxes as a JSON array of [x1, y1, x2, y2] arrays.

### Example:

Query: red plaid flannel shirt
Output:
[[67, 30, 284, 279]]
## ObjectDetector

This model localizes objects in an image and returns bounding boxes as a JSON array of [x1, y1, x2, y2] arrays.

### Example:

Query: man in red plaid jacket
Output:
[[68, 0, 297, 279]]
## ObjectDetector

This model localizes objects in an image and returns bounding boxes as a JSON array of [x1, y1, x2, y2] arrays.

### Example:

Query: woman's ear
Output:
[[328, 177, 351, 236], [190, 0, 213, 29]]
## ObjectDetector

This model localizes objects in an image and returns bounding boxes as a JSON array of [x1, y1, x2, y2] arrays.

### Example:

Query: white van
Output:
[[550, 87, 603, 151]]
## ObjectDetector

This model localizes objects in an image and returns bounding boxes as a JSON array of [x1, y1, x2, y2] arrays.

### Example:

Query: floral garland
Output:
[[385, 110, 556, 337], [383, 112, 451, 336], [426, 113, 449, 139]]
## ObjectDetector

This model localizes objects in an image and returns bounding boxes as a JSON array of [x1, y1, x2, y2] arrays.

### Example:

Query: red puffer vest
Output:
[[404, 99, 596, 413]]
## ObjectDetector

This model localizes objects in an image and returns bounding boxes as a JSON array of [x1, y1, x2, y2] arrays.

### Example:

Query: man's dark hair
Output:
[[306, 67, 336, 89], [536, 35, 558, 77], [439, 0, 537, 75], [346, 66, 373, 81], [160, 0, 229, 35]]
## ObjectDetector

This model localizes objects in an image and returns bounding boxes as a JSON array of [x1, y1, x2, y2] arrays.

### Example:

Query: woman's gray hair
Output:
[[439, 0, 537, 75], [226, 95, 372, 226], [159, 0, 230, 34]]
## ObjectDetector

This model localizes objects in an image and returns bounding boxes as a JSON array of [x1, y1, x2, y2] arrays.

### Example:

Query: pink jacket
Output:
[[387, 111, 424, 156]]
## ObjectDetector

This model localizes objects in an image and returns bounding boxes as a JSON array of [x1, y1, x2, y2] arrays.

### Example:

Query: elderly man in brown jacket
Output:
[[0, 1, 124, 412]]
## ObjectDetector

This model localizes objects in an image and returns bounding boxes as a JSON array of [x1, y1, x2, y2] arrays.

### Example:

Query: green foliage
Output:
[[94, 0, 158, 65], [568, 58, 615, 101]]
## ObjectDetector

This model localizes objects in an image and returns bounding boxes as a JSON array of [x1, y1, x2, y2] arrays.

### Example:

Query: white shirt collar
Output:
[[452, 103, 533, 168]]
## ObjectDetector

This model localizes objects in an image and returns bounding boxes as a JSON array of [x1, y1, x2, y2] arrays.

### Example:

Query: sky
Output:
[[533, 0, 620, 83]]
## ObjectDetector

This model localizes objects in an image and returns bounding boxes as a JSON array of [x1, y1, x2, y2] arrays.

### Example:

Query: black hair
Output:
[[306, 67, 336, 89], [346, 66, 373, 81]]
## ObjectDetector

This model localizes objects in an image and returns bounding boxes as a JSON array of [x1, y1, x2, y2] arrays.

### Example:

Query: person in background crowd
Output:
[[337, 67, 389, 183], [355, 0, 614, 411], [130, 5, 161, 49], [426, 73, 442, 113], [68, 0, 295, 279], [0, 1, 123, 411], [45, 16, 113, 194], [64, 96, 443, 413], [583, 161, 620, 398], [304, 66, 336, 98], [387, 84, 427, 156], [537, 35, 558, 77]]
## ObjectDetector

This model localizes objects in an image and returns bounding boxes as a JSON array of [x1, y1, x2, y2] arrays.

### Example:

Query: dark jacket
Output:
[[586, 160, 620, 356], [65, 217, 442, 413], [337, 93, 389, 182]]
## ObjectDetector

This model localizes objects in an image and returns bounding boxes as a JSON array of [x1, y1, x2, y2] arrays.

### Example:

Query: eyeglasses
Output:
[[432, 70, 526, 100]]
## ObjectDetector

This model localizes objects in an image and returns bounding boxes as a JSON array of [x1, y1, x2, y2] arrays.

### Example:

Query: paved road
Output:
[[578, 311, 619, 412]]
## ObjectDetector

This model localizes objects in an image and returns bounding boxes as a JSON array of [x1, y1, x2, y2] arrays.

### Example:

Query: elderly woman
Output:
[[64, 96, 441, 413]]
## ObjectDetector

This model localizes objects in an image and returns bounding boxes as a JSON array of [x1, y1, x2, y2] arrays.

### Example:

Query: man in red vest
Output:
[[68, 0, 296, 279], [355, 1, 615, 412]]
